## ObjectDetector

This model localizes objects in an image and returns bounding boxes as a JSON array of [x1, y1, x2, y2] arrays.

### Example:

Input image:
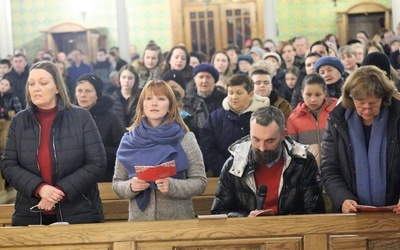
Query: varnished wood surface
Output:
[[0, 178, 219, 226], [0, 213, 399, 249]]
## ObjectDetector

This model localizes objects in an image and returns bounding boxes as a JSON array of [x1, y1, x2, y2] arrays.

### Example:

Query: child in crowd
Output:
[[236, 55, 253, 75], [284, 66, 300, 103], [249, 61, 292, 120], [286, 74, 337, 168], [0, 77, 22, 120], [172, 90, 199, 139], [0, 76, 23, 154], [0, 59, 12, 79]]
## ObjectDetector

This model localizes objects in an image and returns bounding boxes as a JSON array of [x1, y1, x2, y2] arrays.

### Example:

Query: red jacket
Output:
[[286, 98, 337, 166]]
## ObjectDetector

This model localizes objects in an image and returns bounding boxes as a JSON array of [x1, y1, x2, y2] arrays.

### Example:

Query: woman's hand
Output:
[[130, 177, 150, 192], [393, 199, 400, 214], [155, 178, 170, 193], [37, 185, 65, 211], [341, 199, 358, 213]]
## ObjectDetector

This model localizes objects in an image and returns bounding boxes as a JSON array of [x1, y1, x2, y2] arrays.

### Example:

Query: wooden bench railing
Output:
[[0, 178, 219, 227], [0, 213, 399, 249], [0, 177, 333, 227]]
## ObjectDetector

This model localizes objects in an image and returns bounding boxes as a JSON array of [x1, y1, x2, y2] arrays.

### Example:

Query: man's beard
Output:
[[253, 144, 282, 165]]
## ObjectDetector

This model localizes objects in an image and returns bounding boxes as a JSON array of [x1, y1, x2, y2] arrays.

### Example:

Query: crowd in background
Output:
[[0, 22, 400, 224]]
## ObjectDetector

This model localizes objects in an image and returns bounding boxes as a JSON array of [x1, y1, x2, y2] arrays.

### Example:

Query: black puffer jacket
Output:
[[110, 89, 139, 127], [321, 101, 400, 212], [88, 96, 126, 182], [211, 136, 325, 217], [1, 100, 106, 226]]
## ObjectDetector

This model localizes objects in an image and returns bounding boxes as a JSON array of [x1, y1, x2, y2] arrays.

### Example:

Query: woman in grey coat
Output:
[[112, 80, 207, 221]]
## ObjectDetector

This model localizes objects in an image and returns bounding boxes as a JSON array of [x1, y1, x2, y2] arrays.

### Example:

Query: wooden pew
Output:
[[0, 204, 13, 227], [0, 213, 399, 249], [98, 178, 218, 221], [0, 178, 219, 226]]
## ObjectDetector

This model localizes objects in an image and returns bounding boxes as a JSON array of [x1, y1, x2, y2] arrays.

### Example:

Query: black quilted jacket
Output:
[[2, 99, 106, 226], [211, 137, 325, 217]]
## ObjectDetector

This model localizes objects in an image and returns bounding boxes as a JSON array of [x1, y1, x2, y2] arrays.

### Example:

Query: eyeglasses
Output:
[[353, 100, 382, 111], [30, 204, 55, 213], [354, 106, 380, 112]]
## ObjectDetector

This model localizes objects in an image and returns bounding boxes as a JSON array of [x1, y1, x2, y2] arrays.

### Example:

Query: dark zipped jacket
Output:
[[1, 99, 106, 226], [88, 96, 125, 182], [321, 101, 400, 212], [211, 136, 325, 217]]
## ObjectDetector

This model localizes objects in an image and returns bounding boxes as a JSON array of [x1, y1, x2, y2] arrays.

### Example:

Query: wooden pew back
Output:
[[0, 178, 219, 226], [0, 213, 400, 249]]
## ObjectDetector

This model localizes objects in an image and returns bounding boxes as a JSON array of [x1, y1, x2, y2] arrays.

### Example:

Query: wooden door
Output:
[[220, 3, 257, 49], [184, 5, 221, 59], [179, 0, 261, 58], [336, 2, 392, 46]]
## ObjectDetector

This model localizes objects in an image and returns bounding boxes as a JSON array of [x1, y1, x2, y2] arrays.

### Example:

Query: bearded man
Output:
[[211, 106, 325, 217]]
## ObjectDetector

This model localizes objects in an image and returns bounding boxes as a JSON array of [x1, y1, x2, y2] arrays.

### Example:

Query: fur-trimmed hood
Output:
[[227, 135, 308, 177], [222, 93, 270, 113]]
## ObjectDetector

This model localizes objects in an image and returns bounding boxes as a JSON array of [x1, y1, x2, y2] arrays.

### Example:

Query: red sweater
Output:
[[255, 157, 284, 214], [36, 106, 57, 185], [33, 106, 58, 214]]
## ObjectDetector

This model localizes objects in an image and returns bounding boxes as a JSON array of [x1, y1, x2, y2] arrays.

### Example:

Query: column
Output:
[[0, 0, 13, 58], [392, 0, 399, 33], [263, 0, 277, 41], [116, 0, 130, 63]]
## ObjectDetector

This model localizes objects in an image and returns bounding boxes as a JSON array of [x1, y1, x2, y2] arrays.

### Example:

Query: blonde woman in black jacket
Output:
[[1, 61, 106, 226]]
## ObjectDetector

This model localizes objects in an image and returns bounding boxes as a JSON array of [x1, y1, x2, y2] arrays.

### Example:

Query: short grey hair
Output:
[[250, 106, 285, 133]]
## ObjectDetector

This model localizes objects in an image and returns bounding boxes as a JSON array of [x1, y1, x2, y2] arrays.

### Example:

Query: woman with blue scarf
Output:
[[321, 66, 400, 214], [112, 80, 207, 221]]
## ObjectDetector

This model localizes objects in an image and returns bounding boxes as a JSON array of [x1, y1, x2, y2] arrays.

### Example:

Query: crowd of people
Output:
[[1, 24, 400, 225]]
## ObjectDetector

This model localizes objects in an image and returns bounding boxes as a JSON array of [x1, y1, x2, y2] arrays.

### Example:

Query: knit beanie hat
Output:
[[193, 63, 219, 82], [237, 54, 254, 64], [250, 47, 265, 59], [189, 51, 203, 64], [262, 52, 282, 67], [314, 56, 345, 76], [162, 69, 186, 90], [362, 52, 391, 80], [76, 73, 104, 98], [389, 36, 400, 47]]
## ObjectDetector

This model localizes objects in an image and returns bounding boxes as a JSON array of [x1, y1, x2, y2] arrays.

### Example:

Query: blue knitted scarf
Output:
[[116, 119, 189, 211], [345, 106, 388, 206]]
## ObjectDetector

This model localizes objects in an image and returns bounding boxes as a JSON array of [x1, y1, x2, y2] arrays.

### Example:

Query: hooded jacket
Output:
[[199, 94, 270, 176], [287, 97, 337, 166], [211, 136, 325, 216]]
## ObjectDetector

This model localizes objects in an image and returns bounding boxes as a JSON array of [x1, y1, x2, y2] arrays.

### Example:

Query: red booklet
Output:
[[134, 160, 177, 182], [356, 205, 398, 212]]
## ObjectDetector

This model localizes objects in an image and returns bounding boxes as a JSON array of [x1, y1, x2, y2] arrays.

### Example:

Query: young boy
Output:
[[236, 55, 253, 75], [0, 77, 22, 120], [249, 61, 292, 120], [0, 59, 12, 79]]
